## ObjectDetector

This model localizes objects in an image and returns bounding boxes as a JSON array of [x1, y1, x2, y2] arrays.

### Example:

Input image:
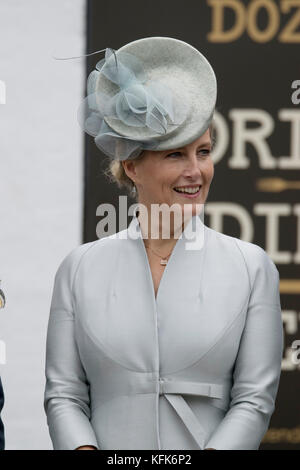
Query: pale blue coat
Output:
[[44, 212, 284, 450]]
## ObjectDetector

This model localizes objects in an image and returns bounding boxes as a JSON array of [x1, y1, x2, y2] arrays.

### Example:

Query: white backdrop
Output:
[[0, 0, 86, 449]]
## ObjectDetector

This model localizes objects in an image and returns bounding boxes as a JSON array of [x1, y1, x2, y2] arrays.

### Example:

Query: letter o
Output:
[[247, 0, 280, 43]]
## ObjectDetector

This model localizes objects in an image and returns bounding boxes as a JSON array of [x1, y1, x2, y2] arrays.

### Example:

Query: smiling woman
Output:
[[44, 36, 283, 451], [121, 128, 215, 242], [105, 120, 216, 202]]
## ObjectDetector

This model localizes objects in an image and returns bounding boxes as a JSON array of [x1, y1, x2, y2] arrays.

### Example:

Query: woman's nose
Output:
[[183, 154, 201, 176]]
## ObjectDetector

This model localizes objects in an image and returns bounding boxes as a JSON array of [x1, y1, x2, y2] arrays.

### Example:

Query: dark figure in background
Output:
[[0, 377, 4, 450]]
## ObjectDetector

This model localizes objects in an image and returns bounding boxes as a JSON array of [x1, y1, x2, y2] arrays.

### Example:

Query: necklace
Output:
[[144, 242, 174, 266]]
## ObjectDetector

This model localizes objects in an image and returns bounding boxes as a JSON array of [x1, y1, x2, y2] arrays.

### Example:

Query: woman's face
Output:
[[123, 128, 214, 217]]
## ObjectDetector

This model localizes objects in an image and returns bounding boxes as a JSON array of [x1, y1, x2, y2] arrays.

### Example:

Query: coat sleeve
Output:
[[0, 377, 4, 450], [204, 244, 284, 450], [44, 244, 99, 450]]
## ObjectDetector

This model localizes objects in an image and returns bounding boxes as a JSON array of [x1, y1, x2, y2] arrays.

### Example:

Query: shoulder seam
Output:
[[233, 238, 252, 294], [70, 239, 102, 299], [207, 228, 255, 296]]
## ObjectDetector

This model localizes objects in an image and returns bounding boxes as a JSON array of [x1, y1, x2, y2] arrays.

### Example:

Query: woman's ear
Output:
[[122, 160, 136, 182]]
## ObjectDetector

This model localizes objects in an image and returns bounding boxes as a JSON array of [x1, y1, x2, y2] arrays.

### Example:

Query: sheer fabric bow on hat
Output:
[[77, 48, 188, 160]]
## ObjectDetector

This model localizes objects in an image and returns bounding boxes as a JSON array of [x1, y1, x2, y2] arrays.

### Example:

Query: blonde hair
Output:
[[103, 120, 216, 198]]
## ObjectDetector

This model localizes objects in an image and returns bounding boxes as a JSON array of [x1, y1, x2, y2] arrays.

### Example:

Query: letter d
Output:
[[207, 0, 246, 43]]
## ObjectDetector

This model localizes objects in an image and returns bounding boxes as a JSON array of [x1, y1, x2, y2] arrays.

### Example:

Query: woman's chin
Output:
[[176, 199, 204, 217]]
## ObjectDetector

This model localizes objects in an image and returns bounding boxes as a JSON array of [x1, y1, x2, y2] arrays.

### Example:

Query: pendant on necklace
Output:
[[160, 259, 168, 266]]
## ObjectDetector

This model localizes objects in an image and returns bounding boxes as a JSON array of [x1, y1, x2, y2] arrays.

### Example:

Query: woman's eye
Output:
[[166, 149, 211, 158], [199, 149, 211, 156], [167, 152, 181, 158]]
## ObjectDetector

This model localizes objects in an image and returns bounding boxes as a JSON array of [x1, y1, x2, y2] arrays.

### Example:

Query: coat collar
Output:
[[127, 205, 206, 254], [121, 204, 212, 372]]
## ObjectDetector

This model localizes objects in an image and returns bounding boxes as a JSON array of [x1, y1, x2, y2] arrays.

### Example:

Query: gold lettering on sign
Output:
[[248, 0, 280, 42], [280, 280, 300, 293], [279, 0, 300, 43], [207, 0, 300, 43], [263, 427, 300, 443], [207, 0, 246, 42]]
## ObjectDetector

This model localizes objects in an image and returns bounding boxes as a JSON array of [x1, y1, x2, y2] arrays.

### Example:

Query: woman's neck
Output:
[[136, 205, 192, 252]]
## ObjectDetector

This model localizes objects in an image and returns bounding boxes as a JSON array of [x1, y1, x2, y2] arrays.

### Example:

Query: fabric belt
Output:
[[158, 379, 223, 450]]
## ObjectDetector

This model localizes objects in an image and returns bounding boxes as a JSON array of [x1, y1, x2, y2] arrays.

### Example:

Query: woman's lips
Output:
[[173, 187, 202, 199]]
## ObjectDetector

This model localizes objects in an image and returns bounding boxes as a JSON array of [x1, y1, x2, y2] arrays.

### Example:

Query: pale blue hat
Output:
[[77, 36, 217, 161]]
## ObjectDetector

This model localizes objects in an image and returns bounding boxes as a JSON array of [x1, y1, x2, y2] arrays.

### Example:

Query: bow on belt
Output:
[[158, 378, 224, 450]]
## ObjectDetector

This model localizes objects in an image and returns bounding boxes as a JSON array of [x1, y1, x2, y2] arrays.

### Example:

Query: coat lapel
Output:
[[76, 208, 249, 376], [127, 208, 249, 375]]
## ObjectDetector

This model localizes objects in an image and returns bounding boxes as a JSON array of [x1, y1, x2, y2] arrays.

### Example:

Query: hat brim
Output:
[[95, 36, 217, 158]]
